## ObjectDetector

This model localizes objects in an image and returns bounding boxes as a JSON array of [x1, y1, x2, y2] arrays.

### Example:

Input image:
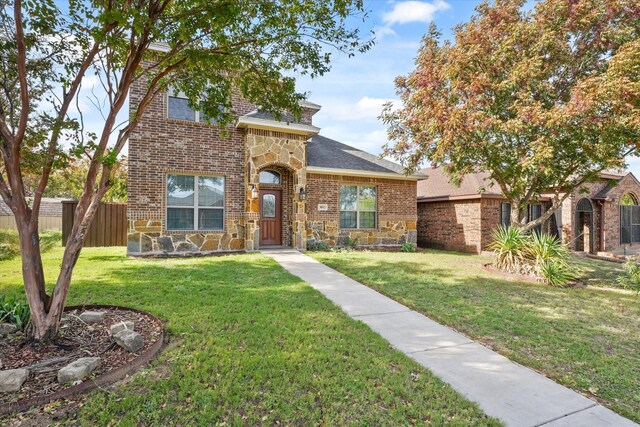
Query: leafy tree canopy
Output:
[[382, 0, 640, 229], [0, 0, 372, 341]]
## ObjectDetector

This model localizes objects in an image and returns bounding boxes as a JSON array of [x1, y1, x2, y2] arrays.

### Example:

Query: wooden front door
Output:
[[259, 189, 282, 245]]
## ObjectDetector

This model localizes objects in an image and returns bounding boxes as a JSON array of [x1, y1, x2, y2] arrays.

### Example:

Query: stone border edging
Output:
[[0, 304, 166, 416]]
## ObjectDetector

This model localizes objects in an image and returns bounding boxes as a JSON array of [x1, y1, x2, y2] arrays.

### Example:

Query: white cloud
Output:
[[382, 0, 450, 26], [373, 26, 397, 41], [317, 96, 399, 121]]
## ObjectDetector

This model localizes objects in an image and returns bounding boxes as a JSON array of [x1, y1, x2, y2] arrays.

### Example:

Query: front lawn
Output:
[[310, 250, 640, 423], [0, 246, 498, 425]]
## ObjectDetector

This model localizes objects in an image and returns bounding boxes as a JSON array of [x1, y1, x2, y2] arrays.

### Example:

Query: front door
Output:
[[259, 189, 282, 245]]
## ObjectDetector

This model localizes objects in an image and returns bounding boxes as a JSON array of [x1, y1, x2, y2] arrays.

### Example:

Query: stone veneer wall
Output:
[[305, 173, 417, 248], [245, 129, 307, 251]]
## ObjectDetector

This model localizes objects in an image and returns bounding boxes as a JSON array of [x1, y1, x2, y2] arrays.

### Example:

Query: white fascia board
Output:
[[236, 116, 320, 136], [300, 100, 321, 111], [306, 166, 421, 180]]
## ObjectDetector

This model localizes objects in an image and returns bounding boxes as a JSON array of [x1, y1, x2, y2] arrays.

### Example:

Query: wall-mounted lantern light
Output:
[[251, 184, 259, 199], [299, 187, 306, 201]]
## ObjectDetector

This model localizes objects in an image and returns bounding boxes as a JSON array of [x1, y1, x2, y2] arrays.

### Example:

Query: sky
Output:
[[72, 0, 639, 176], [290, 0, 640, 175]]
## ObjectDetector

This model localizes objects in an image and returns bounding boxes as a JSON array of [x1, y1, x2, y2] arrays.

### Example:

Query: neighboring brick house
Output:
[[417, 167, 640, 255], [126, 77, 420, 256]]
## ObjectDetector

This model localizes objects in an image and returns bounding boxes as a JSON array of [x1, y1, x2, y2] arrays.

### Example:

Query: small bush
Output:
[[0, 229, 61, 261], [538, 260, 574, 287], [0, 230, 20, 261], [489, 226, 575, 286], [401, 242, 416, 252], [307, 240, 330, 251], [616, 256, 640, 293], [487, 226, 527, 274], [0, 295, 31, 330]]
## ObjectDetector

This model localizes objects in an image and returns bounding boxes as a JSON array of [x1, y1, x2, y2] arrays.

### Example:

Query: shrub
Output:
[[616, 256, 640, 293], [487, 226, 527, 274], [0, 230, 20, 261], [538, 260, 574, 287], [401, 242, 416, 252], [0, 229, 61, 261], [526, 232, 569, 265], [488, 226, 575, 286], [0, 295, 31, 330], [307, 240, 330, 251]]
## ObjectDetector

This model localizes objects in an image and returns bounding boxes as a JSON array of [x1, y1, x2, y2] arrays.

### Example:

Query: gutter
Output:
[[236, 116, 320, 136], [306, 166, 422, 181]]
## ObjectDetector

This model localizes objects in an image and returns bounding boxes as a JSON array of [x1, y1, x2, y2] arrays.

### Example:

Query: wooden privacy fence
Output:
[[62, 201, 127, 247]]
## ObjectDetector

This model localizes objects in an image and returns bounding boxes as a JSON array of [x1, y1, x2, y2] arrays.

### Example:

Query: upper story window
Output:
[[340, 185, 376, 229], [167, 88, 219, 124], [259, 170, 281, 184], [166, 174, 224, 231]]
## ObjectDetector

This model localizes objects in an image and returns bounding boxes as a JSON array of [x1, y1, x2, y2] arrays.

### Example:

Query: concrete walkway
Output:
[[262, 249, 637, 427]]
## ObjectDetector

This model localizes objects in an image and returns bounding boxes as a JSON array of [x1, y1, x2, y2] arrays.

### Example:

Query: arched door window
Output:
[[620, 193, 640, 244], [259, 170, 281, 185]]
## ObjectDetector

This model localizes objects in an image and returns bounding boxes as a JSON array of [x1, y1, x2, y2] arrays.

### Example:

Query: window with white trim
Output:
[[340, 185, 377, 229], [167, 88, 219, 124], [166, 174, 224, 231]]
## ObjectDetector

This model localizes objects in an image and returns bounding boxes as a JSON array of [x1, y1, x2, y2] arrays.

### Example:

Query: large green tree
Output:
[[382, 0, 640, 230], [0, 0, 371, 341]]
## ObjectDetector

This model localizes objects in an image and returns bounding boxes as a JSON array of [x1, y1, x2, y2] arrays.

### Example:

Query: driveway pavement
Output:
[[262, 249, 637, 427]]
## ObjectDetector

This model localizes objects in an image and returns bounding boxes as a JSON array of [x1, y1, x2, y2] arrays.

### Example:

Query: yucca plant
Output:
[[488, 226, 527, 273], [538, 260, 575, 287], [525, 232, 570, 265], [0, 295, 31, 331]]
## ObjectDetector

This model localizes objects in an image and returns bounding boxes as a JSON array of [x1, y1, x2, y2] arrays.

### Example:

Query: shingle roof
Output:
[[307, 135, 408, 175], [0, 197, 66, 217], [417, 167, 500, 199], [243, 109, 301, 124]]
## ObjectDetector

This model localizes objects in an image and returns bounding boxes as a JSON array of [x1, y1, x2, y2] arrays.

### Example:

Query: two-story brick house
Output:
[[126, 76, 420, 256]]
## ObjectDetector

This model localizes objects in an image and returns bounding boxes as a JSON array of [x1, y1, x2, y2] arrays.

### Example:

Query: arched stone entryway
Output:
[[244, 129, 307, 251]]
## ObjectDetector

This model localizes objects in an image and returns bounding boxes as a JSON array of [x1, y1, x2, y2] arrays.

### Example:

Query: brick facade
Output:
[[127, 68, 418, 256], [306, 173, 417, 247], [417, 174, 640, 254]]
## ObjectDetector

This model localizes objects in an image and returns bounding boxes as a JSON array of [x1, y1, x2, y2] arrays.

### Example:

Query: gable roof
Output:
[[307, 135, 422, 180], [418, 167, 635, 202], [417, 167, 500, 200], [592, 172, 640, 200], [0, 197, 66, 217]]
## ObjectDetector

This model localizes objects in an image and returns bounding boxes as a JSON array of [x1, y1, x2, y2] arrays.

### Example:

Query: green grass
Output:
[[309, 250, 640, 423], [570, 255, 626, 288], [0, 247, 498, 426]]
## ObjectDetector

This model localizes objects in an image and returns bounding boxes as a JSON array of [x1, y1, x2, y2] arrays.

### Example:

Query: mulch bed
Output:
[[0, 307, 162, 406]]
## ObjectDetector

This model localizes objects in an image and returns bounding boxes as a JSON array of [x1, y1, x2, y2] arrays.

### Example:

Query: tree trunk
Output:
[[16, 194, 101, 342], [510, 203, 528, 229], [17, 219, 56, 341]]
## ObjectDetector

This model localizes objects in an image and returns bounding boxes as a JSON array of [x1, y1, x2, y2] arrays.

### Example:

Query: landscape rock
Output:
[[110, 320, 134, 335], [0, 323, 18, 335], [57, 357, 101, 384], [0, 369, 28, 392], [113, 329, 144, 352], [79, 311, 106, 324]]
